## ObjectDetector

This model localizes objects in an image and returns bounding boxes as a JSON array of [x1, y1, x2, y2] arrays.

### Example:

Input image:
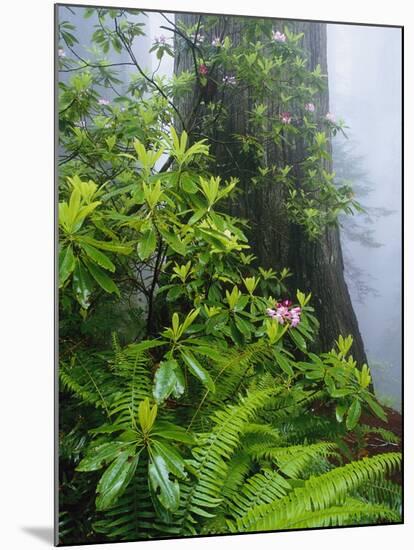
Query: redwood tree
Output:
[[173, 14, 367, 365]]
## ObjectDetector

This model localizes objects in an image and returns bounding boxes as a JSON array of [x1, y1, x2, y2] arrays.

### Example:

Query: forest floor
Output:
[[345, 406, 402, 484]]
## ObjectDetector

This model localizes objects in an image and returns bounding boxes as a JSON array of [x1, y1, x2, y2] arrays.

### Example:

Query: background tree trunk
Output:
[[174, 14, 368, 366]]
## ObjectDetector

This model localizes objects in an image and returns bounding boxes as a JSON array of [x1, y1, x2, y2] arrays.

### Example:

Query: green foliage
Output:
[[57, 6, 401, 545], [234, 453, 401, 532]]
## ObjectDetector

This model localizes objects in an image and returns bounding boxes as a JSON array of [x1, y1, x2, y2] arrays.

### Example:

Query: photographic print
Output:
[[56, 3, 403, 545]]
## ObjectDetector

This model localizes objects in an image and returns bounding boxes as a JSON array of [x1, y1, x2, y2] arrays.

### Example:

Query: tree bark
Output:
[[174, 15, 367, 366]]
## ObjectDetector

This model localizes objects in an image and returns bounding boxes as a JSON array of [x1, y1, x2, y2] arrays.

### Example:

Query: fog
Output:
[[328, 24, 402, 410]]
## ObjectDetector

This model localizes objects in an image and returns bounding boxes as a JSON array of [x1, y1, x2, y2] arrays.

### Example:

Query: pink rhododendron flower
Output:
[[280, 112, 292, 124], [154, 35, 167, 45], [199, 64, 208, 76], [98, 98, 110, 106], [266, 300, 302, 328], [325, 112, 336, 123], [222, 75, 236, 85], [272, 30, 286, 43], [291, 316, 300, 328], [305, 102, 315, 112]]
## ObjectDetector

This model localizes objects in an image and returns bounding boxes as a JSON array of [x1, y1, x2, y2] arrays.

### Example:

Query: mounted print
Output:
[[56, 3, 403, 545]]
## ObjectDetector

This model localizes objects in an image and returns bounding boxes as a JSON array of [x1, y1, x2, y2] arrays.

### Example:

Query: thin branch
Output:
[[114, 17, 187, 132], [59, 61, 135, 73]]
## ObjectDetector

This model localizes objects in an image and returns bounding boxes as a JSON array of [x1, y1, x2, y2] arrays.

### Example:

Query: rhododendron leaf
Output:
[[206, 312, 229, 334], [152, 422, 194, 445], [153, 360, 185, 404], [159, 228, 187, 256], [365, 395, 387, 422], [72, 260, 93, 309], [148, 448, 180, 511], [84, 258, 120, 297], [137, 228, 156, 260], [335, 403, 347, 423], [95, 450, 139, 511], [180, 349, 215, 392], [274, 351, 294, 376], [235, 315, 252, 337], [290, 329, 307, 350], [76, 442, 130, 472], [181, 173, 198, 194], [77, 235, 133, 254], [59, 245, 75, 287], [81, 243, 115, 272], [229, 319, 244, 345], [346, 399, 361, 430]]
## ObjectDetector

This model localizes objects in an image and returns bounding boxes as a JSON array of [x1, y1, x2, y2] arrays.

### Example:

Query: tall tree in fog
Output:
[[173, 14, 367, 364]]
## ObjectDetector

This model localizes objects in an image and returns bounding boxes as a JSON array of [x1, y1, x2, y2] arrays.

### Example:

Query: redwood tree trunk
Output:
[[174, 14, 367, 366]]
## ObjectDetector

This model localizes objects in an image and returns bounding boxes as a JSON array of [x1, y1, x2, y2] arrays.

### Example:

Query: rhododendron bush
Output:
[[57, 6, 401, 545]]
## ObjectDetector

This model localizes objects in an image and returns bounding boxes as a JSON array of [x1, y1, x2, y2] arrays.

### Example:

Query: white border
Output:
[[1, 1, 411, 549]]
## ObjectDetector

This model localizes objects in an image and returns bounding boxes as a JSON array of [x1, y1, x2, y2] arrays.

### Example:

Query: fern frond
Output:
[[251, 497, 400, 530], [59, 352, 115, 416], [220, 452, 252, 501], [227, 468, 291, 521], [240, 423, 282, 455], [357, 480, 402, 512], [237, 452, 401, 532], [176, 387, 277, 534], [108, 344, 152, 427], [277, 413, 346, 444], [209, 342, 273, 403], [252, 442, 339, 478]]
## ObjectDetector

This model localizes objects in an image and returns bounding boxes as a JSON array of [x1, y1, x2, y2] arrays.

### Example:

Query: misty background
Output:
[[328, 24, 402, 410], [59, 7, 402, 410]]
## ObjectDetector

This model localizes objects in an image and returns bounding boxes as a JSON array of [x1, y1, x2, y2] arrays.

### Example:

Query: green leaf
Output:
[[181, 173, 198, 193], [153, 360, 185, 404], [67, 187, 81, 229], [81, 243, 115, 272], [72, 260, 93, 309], [180, 349, 215, 392], [234, 315, 252, 338], [138, 398, 158, 433], [95, 450, 139, 511], [289, 328, 307, 350], [229, 319, 244, 345], [335, 403, 347, 422], [167, 285, 184, 301], [137, 228, 156, 260], [148, 446, 180, 511], [365, 395, 387, 422], [151, 440, 186, 478], [274, 351, 294, 376], [181, 308, 200, 333], [346, 399, 362, 430], [152, 421, 194, 444], [188, 208, 207, 225], [76, 442, 129, 472], [206, 312, 229, 334], [84, 258, 120, 297], [159, 228, 187, 256], [330, 388, 353, 398], [59, 245, 75, 287], [78, 235, 133, 255]]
